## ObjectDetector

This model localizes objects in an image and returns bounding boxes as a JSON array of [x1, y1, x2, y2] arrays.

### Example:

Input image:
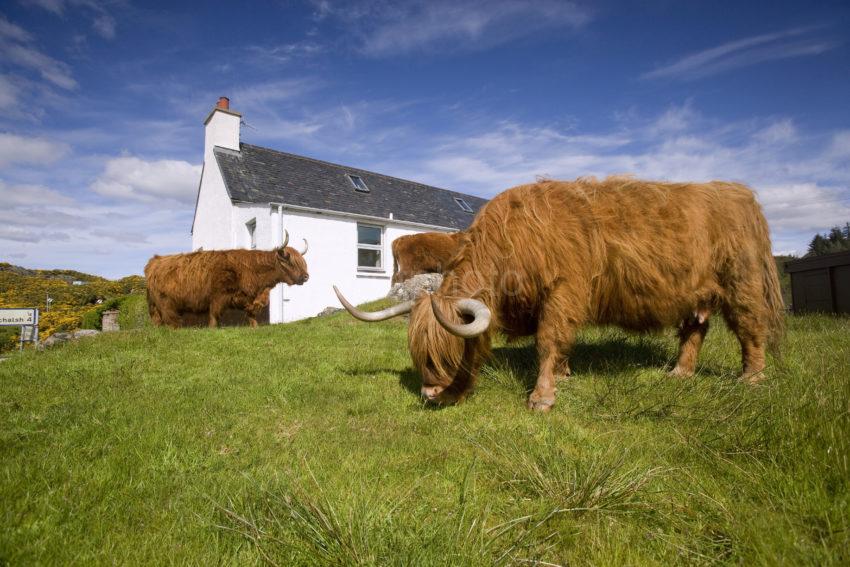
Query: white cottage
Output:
[[191, 97, 487, 324]]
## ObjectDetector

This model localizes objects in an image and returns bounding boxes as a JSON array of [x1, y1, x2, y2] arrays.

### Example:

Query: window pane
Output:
[[349, 174, 369, 192], [357, 225, 381, 245], [358, 249, 381, 268], [454, 197, 473, 213]]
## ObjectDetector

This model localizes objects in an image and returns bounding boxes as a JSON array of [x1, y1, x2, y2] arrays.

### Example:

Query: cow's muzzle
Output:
[[420, 384, 445, 402]]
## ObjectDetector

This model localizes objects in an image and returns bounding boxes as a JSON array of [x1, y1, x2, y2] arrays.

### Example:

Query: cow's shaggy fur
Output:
[[145, 248, 308, 328], [391, 232, 462, 284], [409, 177, 784, 410]]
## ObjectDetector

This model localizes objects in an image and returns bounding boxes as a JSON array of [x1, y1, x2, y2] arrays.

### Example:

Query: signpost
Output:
[[0, 308, 39, 351]]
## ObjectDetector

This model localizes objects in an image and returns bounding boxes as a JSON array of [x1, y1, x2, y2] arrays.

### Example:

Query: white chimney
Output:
[[203, 96, 241, 165]]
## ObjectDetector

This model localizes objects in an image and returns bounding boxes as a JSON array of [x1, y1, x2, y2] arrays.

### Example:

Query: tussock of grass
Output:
[[215, 462, 559, 566], [1, 312, 848, 564]]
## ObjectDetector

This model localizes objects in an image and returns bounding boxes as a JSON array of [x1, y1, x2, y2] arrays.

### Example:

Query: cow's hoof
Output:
[[527, 396, 555, 412], [740, 370, 765, 385], [668, 365, 694, 378]]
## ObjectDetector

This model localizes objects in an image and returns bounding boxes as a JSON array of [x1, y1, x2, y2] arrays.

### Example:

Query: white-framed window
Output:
[[348, 174, 370, 193], [357, 223, 383, 271], [246, 218, 257, 249], [454, 197, 474, 213]]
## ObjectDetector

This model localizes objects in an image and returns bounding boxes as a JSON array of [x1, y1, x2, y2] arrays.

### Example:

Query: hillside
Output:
[[1, 306, 847, 565], [0, 263, 144, 351]]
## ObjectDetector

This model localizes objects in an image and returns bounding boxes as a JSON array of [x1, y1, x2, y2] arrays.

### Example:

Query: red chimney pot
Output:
[[216, 97, 230, 110]]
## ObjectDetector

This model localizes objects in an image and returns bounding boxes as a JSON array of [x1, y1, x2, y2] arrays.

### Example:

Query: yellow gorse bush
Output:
[[0, 263, 144, 350]]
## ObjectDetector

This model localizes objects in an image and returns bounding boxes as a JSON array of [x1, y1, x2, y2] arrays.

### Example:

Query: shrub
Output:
[[118, 294, 151, 330]]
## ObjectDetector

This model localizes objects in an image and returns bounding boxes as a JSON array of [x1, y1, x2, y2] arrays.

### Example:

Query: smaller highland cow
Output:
[[391, 231, 463, 284], [146, 231, 308, 328]]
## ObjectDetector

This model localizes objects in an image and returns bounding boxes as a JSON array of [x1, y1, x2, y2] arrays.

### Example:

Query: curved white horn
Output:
[[299, 238, 308, 256], [334, 286, 413, 322], [282, 229, 289, 249], [430, 295, 491, 338]]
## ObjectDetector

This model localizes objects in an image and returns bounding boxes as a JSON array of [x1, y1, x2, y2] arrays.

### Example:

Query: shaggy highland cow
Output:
[[146, 231, 308, 328], [391, 231, 463, 284], [336, 177, 784, 411]]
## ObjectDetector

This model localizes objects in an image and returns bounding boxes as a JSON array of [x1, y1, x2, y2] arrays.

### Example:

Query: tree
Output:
[[808, 234, 830, 256], [806, 222, 850, 257]]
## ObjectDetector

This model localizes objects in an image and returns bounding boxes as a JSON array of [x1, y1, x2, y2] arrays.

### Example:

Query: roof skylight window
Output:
[[454, 197, 473, 213], [348, 174, 370, 193]]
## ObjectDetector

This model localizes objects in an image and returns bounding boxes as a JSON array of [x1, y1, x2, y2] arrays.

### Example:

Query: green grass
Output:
[[1, 304, 848, 565]]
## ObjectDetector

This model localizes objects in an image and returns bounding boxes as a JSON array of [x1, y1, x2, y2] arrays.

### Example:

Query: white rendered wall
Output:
[[192, 163, 234, 250], [230, 202, 274, 249], [274, 210, 450, 323]]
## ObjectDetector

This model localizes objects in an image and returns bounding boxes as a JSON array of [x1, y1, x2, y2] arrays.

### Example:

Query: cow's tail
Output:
[[754, 205, 786, 357], [762, 249, 786, 357]]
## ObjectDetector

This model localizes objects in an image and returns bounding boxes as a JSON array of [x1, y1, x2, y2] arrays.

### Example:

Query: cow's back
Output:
[[145, 250, 235, 312], [458, 177, 772, 331]]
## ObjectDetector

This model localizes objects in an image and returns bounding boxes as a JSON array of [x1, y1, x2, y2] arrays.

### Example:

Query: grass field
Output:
[[1, 304, 848, 565]]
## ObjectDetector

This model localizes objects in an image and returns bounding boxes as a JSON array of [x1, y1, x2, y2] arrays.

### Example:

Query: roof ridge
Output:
[[238, 143, 485, 201]]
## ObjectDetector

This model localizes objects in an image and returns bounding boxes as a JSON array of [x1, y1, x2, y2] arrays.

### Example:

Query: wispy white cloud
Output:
[[92, 13, 115, 39], [21, 0, 119, 40], [314, 0, 590, 56], [21, 0, 65, 15], [245, 42, 324, 64], [643, 26, 839, 80], [90, 156, 201, 204], [230, 78, 321, 108], [0, 13, 32, 41], [0, 75, 21, 108], [0, 179, 73, 206], [4, 43, 77, 89], [0, 186, 193, 275], [0, 225, 70, 242], [0, 133, 70, 167], [0, 15, 77, 89], [752, 118, 797, 145]]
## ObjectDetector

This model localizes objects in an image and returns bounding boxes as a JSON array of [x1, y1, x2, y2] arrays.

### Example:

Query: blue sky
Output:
[[1, 0, 849, 278]]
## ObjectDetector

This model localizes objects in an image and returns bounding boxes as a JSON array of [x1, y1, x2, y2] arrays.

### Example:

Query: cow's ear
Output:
[[276, 247, 290, 262]]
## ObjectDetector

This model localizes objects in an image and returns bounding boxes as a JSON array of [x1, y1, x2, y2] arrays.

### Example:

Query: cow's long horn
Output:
[[299, 239, 308, 256], [430, 296, 491, 338], [334, 286, 413, 321], [282, 229, 289, 249]]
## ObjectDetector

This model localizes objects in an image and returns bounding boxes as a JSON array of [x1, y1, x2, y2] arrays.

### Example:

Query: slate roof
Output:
[[214, 143, 487, 230]]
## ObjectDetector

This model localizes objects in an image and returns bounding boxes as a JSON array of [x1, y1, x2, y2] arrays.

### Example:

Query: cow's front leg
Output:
[[529, 325, 575, 412], [528, 349, 558, 412]]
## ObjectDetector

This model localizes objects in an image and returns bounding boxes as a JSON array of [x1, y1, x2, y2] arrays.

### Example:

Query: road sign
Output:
[[0, 308, 38, 326], [0, 308, 40, 351]]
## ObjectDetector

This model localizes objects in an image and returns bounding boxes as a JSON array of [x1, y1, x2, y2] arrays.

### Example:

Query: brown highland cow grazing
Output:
[[391, 231, 463, 284], [336, 177, 784, 411], [146, 231, 308, 328]]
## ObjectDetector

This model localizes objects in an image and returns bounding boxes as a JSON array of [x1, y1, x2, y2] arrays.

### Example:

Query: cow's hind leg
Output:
[[208, 297, 229, 328], [160, 306, 182, 329], [722, 306, 768, 383], [670, 313, 710, 377]]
